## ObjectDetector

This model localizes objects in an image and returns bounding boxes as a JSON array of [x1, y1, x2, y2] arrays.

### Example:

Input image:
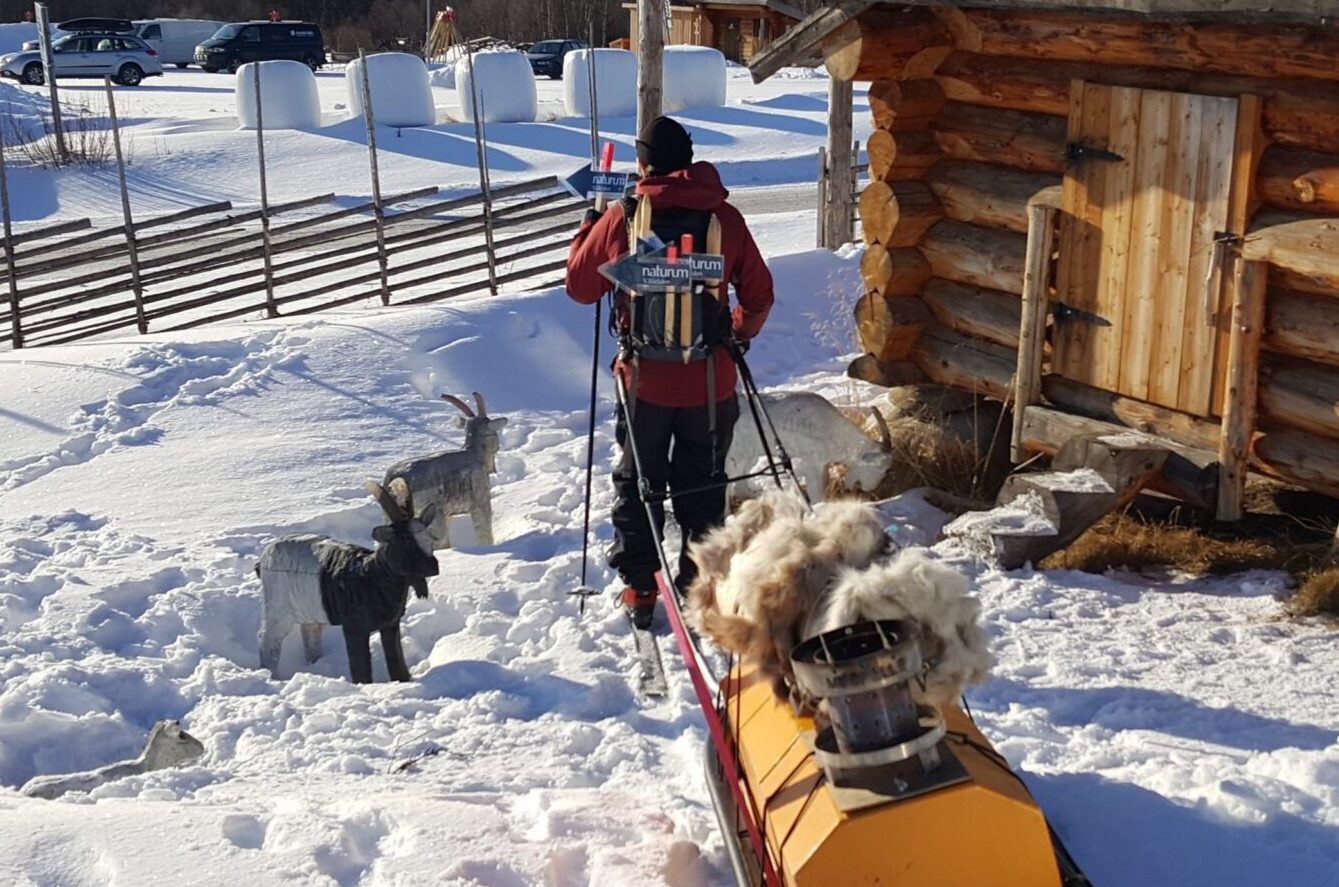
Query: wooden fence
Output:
[[0, 66, 588, 351], [816, 142, 868, 248], [0, 176, 586, 349]]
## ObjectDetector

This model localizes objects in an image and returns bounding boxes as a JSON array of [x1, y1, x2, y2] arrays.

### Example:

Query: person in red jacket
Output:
[[566, 116, 774, 629]]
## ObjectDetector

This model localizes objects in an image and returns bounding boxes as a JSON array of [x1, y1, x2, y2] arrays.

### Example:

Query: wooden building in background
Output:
[[626, 1, 803, 62], [751, 0, 1339, 519]]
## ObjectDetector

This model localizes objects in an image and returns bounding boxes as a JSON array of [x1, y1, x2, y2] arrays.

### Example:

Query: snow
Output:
[[235, 61, 321, 131], [455, 50, 537, 124], [562, 49, 637, 120], [663, 47, 727, 113], [0, 22, 41, 55], [1, 65, 1337, 887], [344, 53, 437, 128]]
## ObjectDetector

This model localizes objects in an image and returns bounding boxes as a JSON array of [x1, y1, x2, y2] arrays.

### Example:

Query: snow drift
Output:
[[663, 46, 726, 113], [235, 61, 321, 131], [345, 52, 436, 128], [455, 50, 537, 123], [0, 23, 41, 55], [562, 49, 636, 119]]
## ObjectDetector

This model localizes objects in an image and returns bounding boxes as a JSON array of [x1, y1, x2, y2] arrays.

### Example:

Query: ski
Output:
[[628, 615, 669, 697]]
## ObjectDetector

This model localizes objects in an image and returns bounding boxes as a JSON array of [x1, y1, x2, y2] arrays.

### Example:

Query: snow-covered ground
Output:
[[2, 63, 1338, 887]]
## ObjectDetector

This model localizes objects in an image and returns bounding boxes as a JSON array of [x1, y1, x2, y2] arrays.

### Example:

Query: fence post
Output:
[[358, 49, 392, 306], [816, 145, 827, 249], [0, 117, 20, 348], [822, 75, 854, 249], [104, 78, 148, 335], [464, 47, 499, 295], [851, 138, 861, 236], [250, 63, 279, 318], [34, 2, 67, 164]]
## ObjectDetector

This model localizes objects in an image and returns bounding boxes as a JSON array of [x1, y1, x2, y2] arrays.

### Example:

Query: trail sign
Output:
[[562, 164, 633, 201], [598, 251, 725, 293]]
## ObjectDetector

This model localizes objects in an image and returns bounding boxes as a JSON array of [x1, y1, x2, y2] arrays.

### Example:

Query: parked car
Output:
[[194, 21, 326, 74], [21, 16, 134, 50], [1, 27, 163, 86], [133, 19, 225, 68], [526, 39, 586, 79]]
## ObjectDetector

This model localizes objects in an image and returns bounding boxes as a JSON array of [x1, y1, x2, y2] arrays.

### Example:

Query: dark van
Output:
[[194, 21, 326, 74]]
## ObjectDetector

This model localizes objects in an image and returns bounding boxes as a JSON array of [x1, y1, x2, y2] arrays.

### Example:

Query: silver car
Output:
[[0, 34, 164, 86]]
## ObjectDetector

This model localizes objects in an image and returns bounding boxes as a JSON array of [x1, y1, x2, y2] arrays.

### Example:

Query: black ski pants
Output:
[[608, 395, 740, 595]]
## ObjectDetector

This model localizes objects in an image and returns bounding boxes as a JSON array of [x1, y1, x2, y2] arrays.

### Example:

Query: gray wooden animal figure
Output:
[[256, 478, 439, 684], [21, 720, 205, 800], [383, 391, 507, 549]]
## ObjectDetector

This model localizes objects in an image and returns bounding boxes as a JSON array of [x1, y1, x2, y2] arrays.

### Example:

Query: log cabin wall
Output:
[[840, 5, 1339, 500]]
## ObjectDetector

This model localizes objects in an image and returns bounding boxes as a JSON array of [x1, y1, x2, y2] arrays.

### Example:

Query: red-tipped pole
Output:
[[680, 233, 694, 255], [600, 140, 615, 172]]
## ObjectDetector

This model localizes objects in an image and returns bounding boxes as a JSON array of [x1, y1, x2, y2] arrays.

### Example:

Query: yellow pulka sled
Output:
[[702, 621, 1088, 886]]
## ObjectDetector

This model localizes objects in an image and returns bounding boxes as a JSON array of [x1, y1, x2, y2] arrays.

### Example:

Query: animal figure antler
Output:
[[441, 393, 476, 417]]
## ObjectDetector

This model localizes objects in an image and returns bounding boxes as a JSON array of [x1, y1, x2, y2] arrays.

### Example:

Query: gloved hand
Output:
[[730, 334, 751, 355], [582, 208, 601, 226]]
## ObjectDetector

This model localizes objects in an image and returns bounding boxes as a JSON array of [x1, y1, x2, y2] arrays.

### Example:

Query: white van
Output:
[[132, 19, 224, 68]]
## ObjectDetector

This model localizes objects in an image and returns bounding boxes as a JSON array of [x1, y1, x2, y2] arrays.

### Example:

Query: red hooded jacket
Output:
[[565, 161, 774, 408]]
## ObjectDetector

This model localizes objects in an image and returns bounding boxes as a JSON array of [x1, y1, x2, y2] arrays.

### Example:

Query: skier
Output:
[[565, 115, 774, 629]]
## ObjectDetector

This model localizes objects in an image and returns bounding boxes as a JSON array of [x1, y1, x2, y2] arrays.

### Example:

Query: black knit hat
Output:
[[636, 115, 694, 175]]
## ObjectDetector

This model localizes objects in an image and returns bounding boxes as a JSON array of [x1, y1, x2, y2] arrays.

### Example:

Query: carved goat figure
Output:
[[383, 391, 507, 549], [256, 478, 439, 683], [725, 392, 894, 503], [21, 720, 205, 800]]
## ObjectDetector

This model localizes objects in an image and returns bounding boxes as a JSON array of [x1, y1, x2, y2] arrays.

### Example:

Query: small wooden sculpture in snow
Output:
[[20, 720, 205, 800], [726, 392, 894, 503], [256, 478, 440, 683], [383, 391, 507, 548]]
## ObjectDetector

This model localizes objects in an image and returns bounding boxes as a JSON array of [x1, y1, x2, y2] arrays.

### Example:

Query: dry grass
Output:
[[1290, 569, 1339, 617]]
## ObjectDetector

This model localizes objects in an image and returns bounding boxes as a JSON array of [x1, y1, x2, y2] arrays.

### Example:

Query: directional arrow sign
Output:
[[598, 252, 726, 293], [561, 163, 634, 201]]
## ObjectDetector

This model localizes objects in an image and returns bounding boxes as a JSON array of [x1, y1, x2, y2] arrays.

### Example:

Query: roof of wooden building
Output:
[[623, 0, 805, 18], [749, 0, 1339, 81]]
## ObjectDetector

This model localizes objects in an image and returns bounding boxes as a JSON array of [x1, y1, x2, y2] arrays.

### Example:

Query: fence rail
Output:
[[1, 66, 589, 351]]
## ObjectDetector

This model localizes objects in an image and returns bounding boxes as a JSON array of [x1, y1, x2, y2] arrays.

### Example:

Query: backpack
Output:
[[620, 195, 728, 364]]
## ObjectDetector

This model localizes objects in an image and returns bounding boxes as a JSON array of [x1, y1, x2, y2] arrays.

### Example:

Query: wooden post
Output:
[[1216, 256, 1267, 521], [637, 0, 664, 134], [358, 49, 392, 306], [104, 78, 146, 335], [463, 46, 499, 295], [822, 76, 854, 249], [1011, 202, 1057, 461], [33, 3, 67, 164], [815, 145, 827, 248], [252, 62, 279, 318], [0, 110, 21, 348]]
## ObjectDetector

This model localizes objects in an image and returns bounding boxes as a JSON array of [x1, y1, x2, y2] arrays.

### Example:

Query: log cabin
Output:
[[626, 1, 804, 62], [750, 0, 1339, 520]]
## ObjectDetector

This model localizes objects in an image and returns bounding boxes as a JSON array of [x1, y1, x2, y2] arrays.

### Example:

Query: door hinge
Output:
[[1066, 142, 1125, 166], [1053, 302, 1111, 327]]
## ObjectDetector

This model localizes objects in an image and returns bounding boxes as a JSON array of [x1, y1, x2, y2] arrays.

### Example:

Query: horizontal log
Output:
[[880, 131, 942, 182], [1264, 288, 1339, 367], [921, 278, 1021, 349], [932, 102, 1067, 175], [1258, 147, 1339, 215], [960, 9, 1339, 84], [860, 244, 931, 297], [1244, 212, 1339, 296], [860, 182, 945, 248], [1041, 375, 1220, 452], [847, 354, 926, 388], [1258, 356, 1339, 440], [823, 9, 952, 82], [914, 325, 1016, 402], [1253, 426, 1339, 499], [925, 160, 1061, 234], [919, 220, 1027, 295], [934, 51, 1339, 154], [867, 79, 946, 131], [855, 291, 934, 361]]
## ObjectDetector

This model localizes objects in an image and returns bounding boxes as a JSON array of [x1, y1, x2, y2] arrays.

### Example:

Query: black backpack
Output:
[[621, 195, 729, 364]]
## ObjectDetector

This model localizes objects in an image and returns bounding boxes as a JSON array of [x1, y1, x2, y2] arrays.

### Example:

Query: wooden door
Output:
[[1052, 82, 1242, 417]]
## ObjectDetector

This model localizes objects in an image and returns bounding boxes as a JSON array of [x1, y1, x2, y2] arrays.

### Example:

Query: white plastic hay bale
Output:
[[455, 50, 537, 123], [562, 49, 636, 118], [235, 61, 320, 131], [345, 52, 436, 127], [662, 46, 727, 113]]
